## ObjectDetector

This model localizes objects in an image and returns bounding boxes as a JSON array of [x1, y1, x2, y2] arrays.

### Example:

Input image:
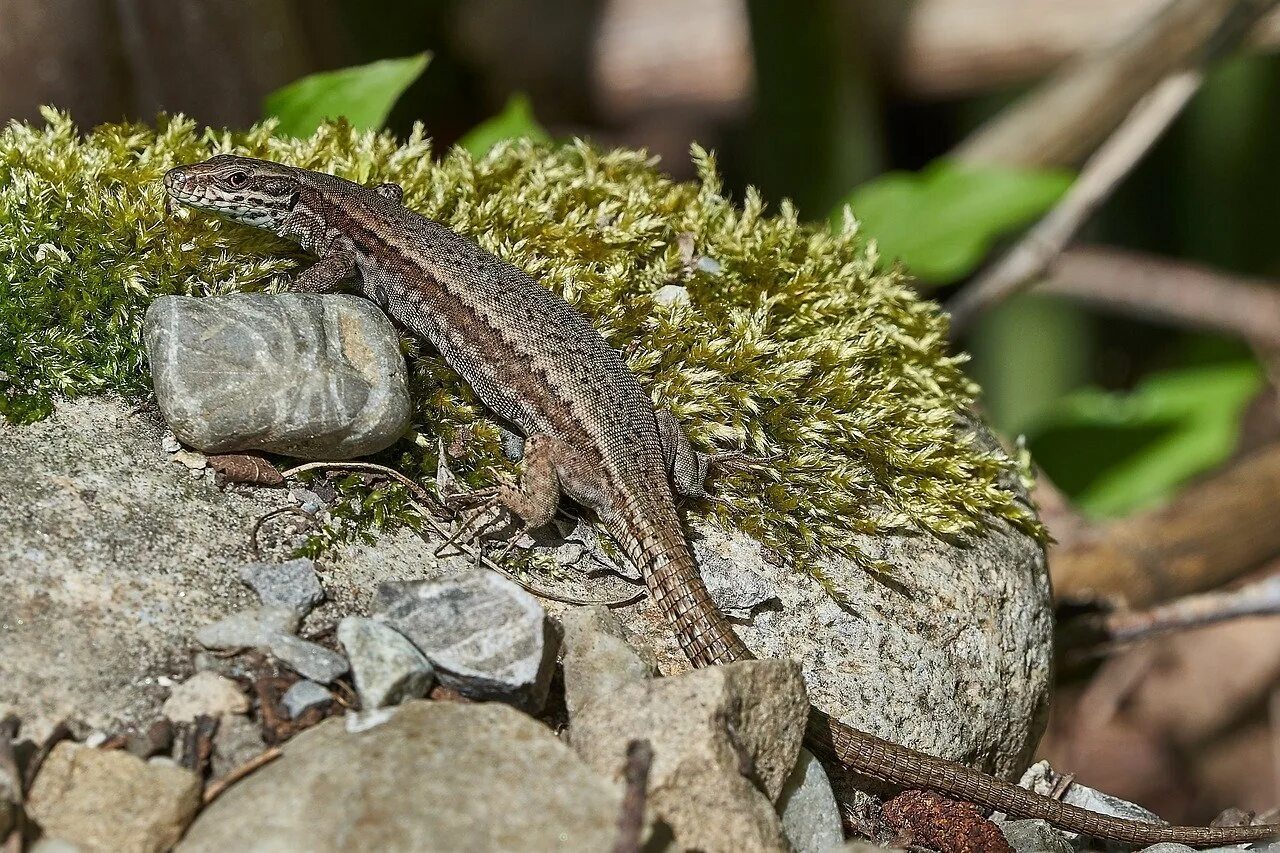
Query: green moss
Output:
[[0, 108, 1042, 564]]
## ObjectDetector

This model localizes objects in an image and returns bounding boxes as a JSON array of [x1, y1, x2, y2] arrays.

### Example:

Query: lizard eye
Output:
[[226, 171, 249, 189]]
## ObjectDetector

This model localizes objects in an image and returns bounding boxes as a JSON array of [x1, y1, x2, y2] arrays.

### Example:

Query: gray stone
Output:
[[144, 292, 412, 460], [1017, 760, 1164, 829], [238, 558, 324, 614], [26, 742, 200, 853], [29, 841, 85, 853], [558, 605, 657, 719], [178, 700, 624, 852], [209, 714, 267, 781], [195, 606, 300, 650], [0, 397, 472, 741], [375, 571, 557, 712], [571, 659, 808, 853], [337, 616, 433, 710], [281, 680, 333, 719], [1000, 819, 1073, 853], [778, 749, 844, 853], [161, 671, 249, 722], [267, 634, 349, 684]]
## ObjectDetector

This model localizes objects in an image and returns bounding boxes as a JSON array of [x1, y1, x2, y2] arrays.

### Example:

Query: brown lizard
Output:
[[164, 154, 1279, 846]]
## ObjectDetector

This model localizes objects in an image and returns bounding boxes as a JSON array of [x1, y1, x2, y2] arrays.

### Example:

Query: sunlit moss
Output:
[[0, 108, 1043, 569]]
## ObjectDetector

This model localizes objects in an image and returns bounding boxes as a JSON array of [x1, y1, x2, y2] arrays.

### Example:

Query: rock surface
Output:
[[281, 680, 333, 719], [26, 743, 200, 853], [558, 605, 657, 719], [778, 749, 844, 853], [160, 672, 249, 723], [194, 606, 300, 649], [1000, 819, 1073, 853], [238, 558, 324, 614], [337, 616, 433, 709], [0, 397, 470, 739], [374, 572, 557, 712], [178, 700, 623, 852], [144, 293, 412, 460], [571, 658, 809, 853]]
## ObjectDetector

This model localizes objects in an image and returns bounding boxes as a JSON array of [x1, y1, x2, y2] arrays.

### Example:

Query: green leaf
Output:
[[834, 159, 1073, 285], [1026, 360, 1263, 518], [264, 53, 431, 137], [458, 93, 550, 157]]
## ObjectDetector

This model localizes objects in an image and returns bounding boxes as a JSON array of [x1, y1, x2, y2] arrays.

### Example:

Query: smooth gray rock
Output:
[[238, 558, 324, 614], [374, 571, 557, 712], [26, 743, 201, 853], [0, 397, 471, 740], [178, 700, 624, 852], [571, 658, 808, 853], [778, 749, 844, 853], [1133, 845, 1196, 853], [144, 292, 412, 460], [558, 605, 657, 719], [337, 616, 433, 710], [267, 634, 349, 684], [1000, 819, 1073, 853], [195, 606, 300, 650], [1017, 760, 1165, 830], [281, 680, 333, 719]]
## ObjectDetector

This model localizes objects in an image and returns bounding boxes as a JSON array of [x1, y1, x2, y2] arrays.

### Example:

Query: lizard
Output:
[[163, 153, 1279, 847]]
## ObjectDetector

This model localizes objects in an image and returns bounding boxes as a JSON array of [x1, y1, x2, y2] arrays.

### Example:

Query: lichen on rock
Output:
[[0, 108, 1042, 572]]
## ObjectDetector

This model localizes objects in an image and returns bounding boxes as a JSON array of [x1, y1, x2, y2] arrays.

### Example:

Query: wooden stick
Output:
[[1052, 442, 1280, 606], [947, 71, 1202, 336], [1037, 246, 1280, 348]]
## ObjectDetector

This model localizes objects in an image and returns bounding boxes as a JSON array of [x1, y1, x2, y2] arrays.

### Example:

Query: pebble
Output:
[[281, 680, 333, 719], [209, 714, 267, 781], [374, 571, 557, 712], [238, 558, 324, 614], [337, 616, 433, 710], [558, 606, 656, 719], [161, 672, 249, 722], [1000, 819, 1073, 853], [777, 749, 844, 853], [195, 606, 300, 650], [144, 293, 413, 460], [267, 634, 349, 684]]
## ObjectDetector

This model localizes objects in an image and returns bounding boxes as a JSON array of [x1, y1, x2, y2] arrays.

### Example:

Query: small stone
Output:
[[268, 634, 349, 684], [177, 701, 624, 851], [195, 606, 300, 650], [778, 749, 843, 853], [26, 743, 201, 852], [652, 283, 690, 308], [238, 558, 324, 614], [161, 433, 182, 453], [29, 841, 85, 853], [144, 293, 413, 460], [337, 616, 433, 710], [1000, 819, 1073, 853], [571, 659, 809, 852], [209, 714, 267, 781], [170, 449, 206, 470], [374, 571, 557, 712], [1134, 845, 1196, 853], [558, 606, 656, 719], [282, 680, 333, 719], [161, 672, 249, 723]]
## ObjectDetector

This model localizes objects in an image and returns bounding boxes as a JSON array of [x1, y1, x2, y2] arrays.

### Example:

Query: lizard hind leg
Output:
[[494, 433, 566, 529], [655, 409, 779, 499]]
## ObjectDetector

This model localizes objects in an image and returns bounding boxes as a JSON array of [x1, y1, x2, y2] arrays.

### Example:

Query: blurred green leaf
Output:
[[1027, 360, 1263, 518], [458, 93, 550, 157], [836, 159, 1073, 284], [264, 53, 431, 137]]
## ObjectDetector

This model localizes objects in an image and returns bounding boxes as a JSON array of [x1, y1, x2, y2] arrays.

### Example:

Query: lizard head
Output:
[[164, 154, 302, 230]]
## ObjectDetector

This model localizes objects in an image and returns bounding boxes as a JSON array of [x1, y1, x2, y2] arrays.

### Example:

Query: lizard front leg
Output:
[[281, 208, 357, 293], [291, 250, 357, 294]]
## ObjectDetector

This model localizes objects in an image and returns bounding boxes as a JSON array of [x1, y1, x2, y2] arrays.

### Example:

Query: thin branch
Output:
[[201, 746, 283, 807], [1037, 246, 1280, 349], [611, 739, 654, 853], [946, 70, 1202, 337], [1059, 573, 1280, 657]]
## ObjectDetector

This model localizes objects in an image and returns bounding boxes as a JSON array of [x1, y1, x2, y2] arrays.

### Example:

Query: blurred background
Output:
[[5, 0, 1280, 825]]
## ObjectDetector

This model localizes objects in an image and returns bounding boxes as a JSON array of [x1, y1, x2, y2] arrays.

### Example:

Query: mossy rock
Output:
[[0, 109, 1042, 574]]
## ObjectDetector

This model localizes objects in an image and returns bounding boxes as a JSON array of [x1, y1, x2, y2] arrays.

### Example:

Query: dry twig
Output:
[[1037, 246, 1280, 348], [611, 739, 654, 853], [200, 747, 283, 807], [947, 70, 1202, 336], [1059, 573, 1280, 658]]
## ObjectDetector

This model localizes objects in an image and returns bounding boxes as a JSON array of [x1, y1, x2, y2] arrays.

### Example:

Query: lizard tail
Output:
[[615, 504, 1280, 847]]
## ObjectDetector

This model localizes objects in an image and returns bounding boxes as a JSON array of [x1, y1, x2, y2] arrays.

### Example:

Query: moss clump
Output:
[[0, 108, 1041, 562]]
